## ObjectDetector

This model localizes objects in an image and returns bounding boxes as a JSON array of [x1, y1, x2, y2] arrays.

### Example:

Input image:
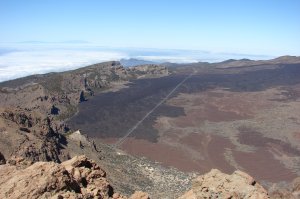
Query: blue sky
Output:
[[1, 0, 300, 55]]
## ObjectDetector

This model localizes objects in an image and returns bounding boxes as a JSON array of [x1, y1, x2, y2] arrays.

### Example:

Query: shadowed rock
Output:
[[0, 152, 5, 165]]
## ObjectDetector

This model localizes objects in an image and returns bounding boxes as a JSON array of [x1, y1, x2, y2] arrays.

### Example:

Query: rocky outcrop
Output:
[[0, 155, 147, 199], [0, 108, 68, 164], [128, 64, 169, 78], [1, 110, 35, 128], [179, 169, 269, 199]]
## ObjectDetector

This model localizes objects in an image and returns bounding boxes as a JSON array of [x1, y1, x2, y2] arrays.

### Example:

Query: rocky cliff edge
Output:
[[0, 155, 149, 199]]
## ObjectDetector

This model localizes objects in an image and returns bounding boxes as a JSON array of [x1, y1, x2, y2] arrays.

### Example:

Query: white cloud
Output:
[[0, 48, 128, 82], [0, 44, 272, 82], [135, 55, 200, 63]]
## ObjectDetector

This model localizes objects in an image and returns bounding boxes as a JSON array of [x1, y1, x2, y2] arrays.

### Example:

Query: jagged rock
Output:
[[0, 156, 110, 199], [0, 155, 150, 199], [179, 169, 269, 199], [0, 108, 68, 163], [1, 110, 34, 127], [0, 161, 75, 199], [0, 152, 5, 165]]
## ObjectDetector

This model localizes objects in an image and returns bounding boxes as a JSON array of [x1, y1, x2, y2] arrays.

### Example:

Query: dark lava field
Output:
[[68, 63, 300, 183]]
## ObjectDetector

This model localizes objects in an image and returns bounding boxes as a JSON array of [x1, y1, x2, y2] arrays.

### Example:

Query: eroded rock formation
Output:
[[179, 169, 270, 199], [0, 155, 148, 199]]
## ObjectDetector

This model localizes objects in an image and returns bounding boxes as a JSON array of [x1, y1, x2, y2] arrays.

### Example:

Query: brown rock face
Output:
[[0, 108, 68, 164], [179, 169, 269, 199], [0, 156, 101, 198], [0, 155, 149, 199]]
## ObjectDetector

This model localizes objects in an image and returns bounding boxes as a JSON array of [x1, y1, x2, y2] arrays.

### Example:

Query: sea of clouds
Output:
[[0, 43, 272, 82]]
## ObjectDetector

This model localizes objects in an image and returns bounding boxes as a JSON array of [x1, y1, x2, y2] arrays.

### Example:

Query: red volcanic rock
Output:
[[179, 169, 270, 199], [0, 155, 148, 199]]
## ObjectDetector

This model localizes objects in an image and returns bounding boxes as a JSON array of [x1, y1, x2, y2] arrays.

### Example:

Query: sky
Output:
[[0, 0, 299, 82], [1, 0, 300, 54]]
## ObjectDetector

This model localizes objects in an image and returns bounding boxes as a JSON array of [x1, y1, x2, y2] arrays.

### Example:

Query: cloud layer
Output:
[[0, 44, 272, 82]]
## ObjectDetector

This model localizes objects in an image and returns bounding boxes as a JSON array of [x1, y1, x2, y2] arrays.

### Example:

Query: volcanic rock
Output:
[[179, 169, 269, 199], [0, 155, 147, 199]]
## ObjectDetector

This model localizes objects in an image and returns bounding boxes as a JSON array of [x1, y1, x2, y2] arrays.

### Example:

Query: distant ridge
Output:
[[215, 55, 300, 68]]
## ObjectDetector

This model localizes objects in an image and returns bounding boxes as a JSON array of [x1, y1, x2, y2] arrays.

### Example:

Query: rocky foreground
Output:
[[0, 155, 149, 199], [1, 155, 299, 199]]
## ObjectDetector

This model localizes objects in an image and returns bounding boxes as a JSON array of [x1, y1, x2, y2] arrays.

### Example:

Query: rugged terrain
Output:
[[0, 155, 150, 199], [0, 56, 300, 198], [0, 61, 168, 163]]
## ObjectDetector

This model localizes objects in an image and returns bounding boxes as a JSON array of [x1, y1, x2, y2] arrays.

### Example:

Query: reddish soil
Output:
[[293, 132, 300, 142], [180, 133, 235, 173], [235, 129, 299, 182], [120, 138, 204, 172], [116, 133, 235, 174], [102, 129, 299, 183], [98, 88, 300, 184], [233, 148, 297, 182]]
